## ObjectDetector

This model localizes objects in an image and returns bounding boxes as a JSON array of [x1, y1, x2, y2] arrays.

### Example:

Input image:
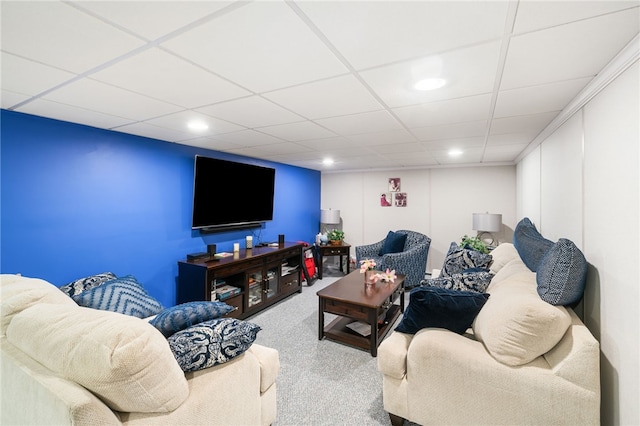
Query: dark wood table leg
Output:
[[318, 298, 324, 340], [369, 308, 378, 357]]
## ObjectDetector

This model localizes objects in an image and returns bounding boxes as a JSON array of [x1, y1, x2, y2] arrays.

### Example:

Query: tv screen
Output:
[[191, 156, 275, 231]]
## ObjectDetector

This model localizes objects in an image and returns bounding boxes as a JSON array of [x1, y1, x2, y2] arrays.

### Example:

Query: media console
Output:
[[177, 242, 303, 319]]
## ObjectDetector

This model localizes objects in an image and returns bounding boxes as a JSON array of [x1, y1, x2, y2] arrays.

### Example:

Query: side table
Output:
[[317, 242, 351, 279]]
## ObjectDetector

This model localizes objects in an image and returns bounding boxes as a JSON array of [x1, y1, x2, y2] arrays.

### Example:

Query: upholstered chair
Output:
[[355, 230, 431, 288]]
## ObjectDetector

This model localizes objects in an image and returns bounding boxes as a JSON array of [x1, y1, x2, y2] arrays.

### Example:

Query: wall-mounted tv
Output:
[[191, 156, 276, 232]]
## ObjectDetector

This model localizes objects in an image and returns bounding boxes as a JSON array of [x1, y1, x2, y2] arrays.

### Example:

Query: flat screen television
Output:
[[191, 156, 276, 231]]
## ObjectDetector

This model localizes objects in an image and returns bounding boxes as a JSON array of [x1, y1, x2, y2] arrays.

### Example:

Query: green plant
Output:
[[460, 235, 489, 254], [328, 229, 344, 241]]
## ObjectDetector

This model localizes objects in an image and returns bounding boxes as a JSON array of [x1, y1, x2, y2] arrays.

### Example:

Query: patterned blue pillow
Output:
[[537, 238, 587, 306], [396, 287, 489, 335], [72, 275, 163, 318], [513, 217, 554, 272], [440, 242, 492, 277], [149, 301, 235, 337], [378, 231, 408, 255], [423, 271, 494, 293], [59, 272, 117, 297], [168, 318, 261, 372]]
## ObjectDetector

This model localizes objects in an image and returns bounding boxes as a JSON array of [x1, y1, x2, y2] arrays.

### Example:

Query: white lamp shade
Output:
[[472, 213, 502, 232], [320, 209, 341, 224]]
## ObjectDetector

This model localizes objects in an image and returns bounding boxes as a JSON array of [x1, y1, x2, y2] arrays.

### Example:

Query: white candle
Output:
[[233, 243, 240, 252], [246, 236, 253, 249]]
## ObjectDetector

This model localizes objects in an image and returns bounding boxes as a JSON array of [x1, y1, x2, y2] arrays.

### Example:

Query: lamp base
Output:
[[476, 231, 497, 247]]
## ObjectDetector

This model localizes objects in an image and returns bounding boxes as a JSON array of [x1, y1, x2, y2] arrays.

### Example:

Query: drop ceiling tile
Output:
[[258, 121, 336, 142], [412, 120, 487, 141], [113, 121, 192, 142], [394, 94, 492, 128], [296, 136, 357, 151], [73, 1, 233, 40], [42, 78, 181, 121], [16, 98, 135, 129], [431, 147, 484, 164], [196, 96, 302, 128], [495, 78, 591, 118], [219, 146, 276, 159], [490, 112, 558, 135], [177, 136, 244, 152], [210, 130, 286, 146], [297, 1, 509, 69], [1, 90, 30, 109], [501, 9, 640, 89], [420, 137, 486, 151], [162, 1, 347, 93], [91, 48, 250, 108], [360, 41, 501, 108], [1, 53, 76, 97], [487, 134, 535, 146], [483, 144, 529, 162], [264, 74, 382, 119], [144, 110, 244, 137], [315, 110, 403, 136], [1, 2, 145, 74], [514, 1, 638, 34], [347, 129, 416, 146], [370, 142, 425, 155], [246, 142, 311, 156], [384, 151, 439, 167]]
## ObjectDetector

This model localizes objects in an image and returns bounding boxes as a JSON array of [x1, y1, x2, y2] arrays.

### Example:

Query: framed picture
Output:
[[380, 193, 392, 206], [394, 192, 407, 207], [388, 178, 401, 192]]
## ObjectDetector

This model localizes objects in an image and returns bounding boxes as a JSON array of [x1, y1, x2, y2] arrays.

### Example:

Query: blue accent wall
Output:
[[1, 110, 321, 306]]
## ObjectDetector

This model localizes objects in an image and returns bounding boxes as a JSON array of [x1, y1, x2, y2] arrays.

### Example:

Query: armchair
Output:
[[355, 230, 431, 288]]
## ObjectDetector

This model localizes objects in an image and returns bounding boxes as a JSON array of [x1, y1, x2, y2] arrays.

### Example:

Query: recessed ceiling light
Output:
[[448, 149, 463, 157], [187, 120, 209, 132], [414, 78, 446, 91], [323, 158, 334, 166]]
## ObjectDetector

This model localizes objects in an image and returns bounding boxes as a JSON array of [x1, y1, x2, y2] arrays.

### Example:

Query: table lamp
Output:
[[472, 213, 502, 246]]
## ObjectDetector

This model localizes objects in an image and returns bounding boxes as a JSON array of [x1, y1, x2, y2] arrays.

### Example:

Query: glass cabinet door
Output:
[[265, 266, 278, 300], [247, 269, 263, 308]]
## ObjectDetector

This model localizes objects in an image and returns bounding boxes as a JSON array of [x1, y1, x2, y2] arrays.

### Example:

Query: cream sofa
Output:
[[377, 243, 600, 425], [1, 274, 279, 426]]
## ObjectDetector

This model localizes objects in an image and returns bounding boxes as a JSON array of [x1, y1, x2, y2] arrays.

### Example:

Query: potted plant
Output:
[[328, 229, 344, 245], [460, 235, 489, 253]]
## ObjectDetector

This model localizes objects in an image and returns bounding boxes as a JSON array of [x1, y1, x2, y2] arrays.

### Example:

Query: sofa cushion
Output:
[[72, 275, 163, 318], [395, 286, 489, 335], [488, 243, 520, 274], [1, 274, 76, 336], [473, 268, 572, 366], [6, 303, 189, 413], [440, 242, 492, 277], [58, 272, 117, 297], [149, 301, 235, 337], [378, 231, 408, 255], [168, 318, 261, 372], [423, 271, 494, 293], [537, 238, 587, 306], [513, 218, 554, 272]]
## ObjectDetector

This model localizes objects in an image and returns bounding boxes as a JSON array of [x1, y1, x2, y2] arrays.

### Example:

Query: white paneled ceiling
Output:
[[2, 0, 638, 172]]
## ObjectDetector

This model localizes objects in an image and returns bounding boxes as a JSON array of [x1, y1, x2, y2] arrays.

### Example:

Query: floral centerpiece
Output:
[[360, 259, 377, 286], [375, 268, 397, 283]]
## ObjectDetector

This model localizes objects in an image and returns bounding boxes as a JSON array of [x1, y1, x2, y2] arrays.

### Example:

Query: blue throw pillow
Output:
[[168, 318, 261, 372], [537, 238, 587, 306], [424, 271, 494, 293], [378, 231, 408, 255], [59, 272, 117, 297], [72, 275, 163, 318], [149, 301, 235, 337], [440, 242, 492, 277], [395, 286, 489, 335], [513, 218, 554, 272]]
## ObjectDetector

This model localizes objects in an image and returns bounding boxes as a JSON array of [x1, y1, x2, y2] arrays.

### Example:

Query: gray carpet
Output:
[[249, 271, 404, 426]]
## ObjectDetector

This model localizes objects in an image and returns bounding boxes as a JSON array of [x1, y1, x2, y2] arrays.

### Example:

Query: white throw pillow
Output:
[[472, 271, 571, 366], [488, 243, 520, 274], [6, 303, 189, 413]]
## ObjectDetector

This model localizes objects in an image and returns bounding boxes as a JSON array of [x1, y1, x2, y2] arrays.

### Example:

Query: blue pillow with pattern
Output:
[[395, 286, 489, 335], [537, 238, 587, 306], [440, 242, 492, 277], [149, 301, 235, 337], [72, 275, 163, 318], [423, 271, 494, 293], [378, 231, 408, 255], [168, 318, 261, 372], [59, 272, 117, 297]]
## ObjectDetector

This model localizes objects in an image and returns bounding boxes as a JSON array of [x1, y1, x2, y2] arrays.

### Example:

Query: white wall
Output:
[[321, 165, 516, 271], [517, 61, 639, 425]]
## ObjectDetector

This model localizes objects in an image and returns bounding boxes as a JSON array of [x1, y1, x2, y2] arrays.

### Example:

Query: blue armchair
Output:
[[355, 230, 431, 288]]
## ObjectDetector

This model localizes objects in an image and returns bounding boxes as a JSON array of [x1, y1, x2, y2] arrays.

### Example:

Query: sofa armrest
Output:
[[247, 343, 280, 393], [377, 331, 413, 379]]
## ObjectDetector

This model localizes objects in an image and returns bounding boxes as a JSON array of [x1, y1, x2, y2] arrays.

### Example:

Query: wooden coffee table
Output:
[[317, 270, 405, 356]]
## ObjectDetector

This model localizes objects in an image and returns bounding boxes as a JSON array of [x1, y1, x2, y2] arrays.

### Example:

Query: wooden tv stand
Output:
[[177, 242, 303, 319]]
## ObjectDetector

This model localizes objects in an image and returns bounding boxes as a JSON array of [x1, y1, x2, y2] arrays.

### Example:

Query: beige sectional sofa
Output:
[[0, 274, 279, 425], [377, 243, 600, 425]]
